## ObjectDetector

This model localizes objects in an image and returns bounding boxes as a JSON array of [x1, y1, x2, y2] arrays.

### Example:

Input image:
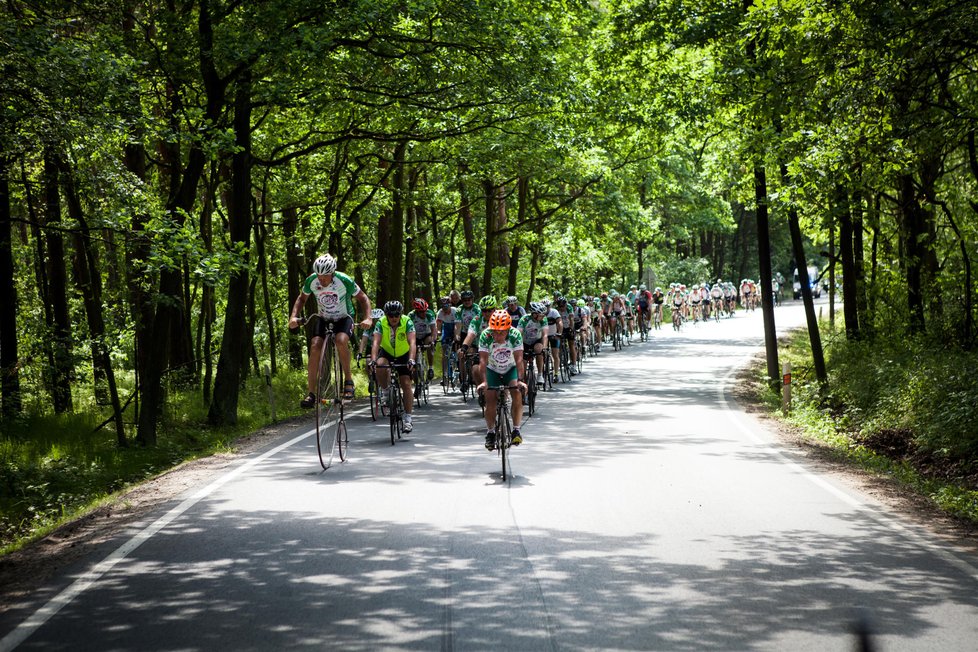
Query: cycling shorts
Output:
[[486, 366, 518, 387], [376, 351, 413, 377], [314, 315, 353, 339], [440, 322, 455, 344]]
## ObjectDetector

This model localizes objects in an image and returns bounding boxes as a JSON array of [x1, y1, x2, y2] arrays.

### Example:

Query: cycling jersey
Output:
[[457, 304, 480, 331], [517, 314, 547, 344], [377, 315, 415, 357], [301, 271, 360, 319], [545, 308, 562, 336], [409, 308, 437, 338], [478, 327, 523, 373]]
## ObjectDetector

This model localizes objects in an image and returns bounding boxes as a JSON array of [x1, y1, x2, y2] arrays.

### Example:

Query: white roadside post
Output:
[[782, 361, 791, 415]]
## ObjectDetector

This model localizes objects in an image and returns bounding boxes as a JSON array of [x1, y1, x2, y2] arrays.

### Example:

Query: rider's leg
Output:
[[307, 336, 324, 393]]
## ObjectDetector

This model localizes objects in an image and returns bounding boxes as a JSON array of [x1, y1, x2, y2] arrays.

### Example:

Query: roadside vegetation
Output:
[[0, 366, 311, 553], [750, 318, 978, 525]]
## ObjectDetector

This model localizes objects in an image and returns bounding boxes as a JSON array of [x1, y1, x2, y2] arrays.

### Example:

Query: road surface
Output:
[[2, 300, 977, 650]]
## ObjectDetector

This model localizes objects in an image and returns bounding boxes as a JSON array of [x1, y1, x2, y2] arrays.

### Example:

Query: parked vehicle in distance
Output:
[[793, 266, 822, 299]]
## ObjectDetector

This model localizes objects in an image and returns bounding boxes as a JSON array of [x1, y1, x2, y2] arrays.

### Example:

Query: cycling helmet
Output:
[[370, 308, 384, 319], [412, 298, 428, 312], [479, 295, 498, 311], [630, 284, 637, 290], [439, 296, 450, 307], [460, 290, 474, 300], [655, 287, 662, 293], [488, 310, 511, 330], [639, 284, 647, 290], [529, 301, 546, 314], [312, 254, 337, 275], [506, 295, 518, 306], [576, 299, 586, 307], [383, 300, 403, 317], [556, 297, 567, 306]]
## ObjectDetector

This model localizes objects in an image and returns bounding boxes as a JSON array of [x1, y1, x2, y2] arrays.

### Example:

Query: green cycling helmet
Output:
[[576, 299, 586, 307], [479, 295, 498, 310]]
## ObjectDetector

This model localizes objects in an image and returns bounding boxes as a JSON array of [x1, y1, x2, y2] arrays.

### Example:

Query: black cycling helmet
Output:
[[384, 300, 403, 317], [460, 290, 474, 300]]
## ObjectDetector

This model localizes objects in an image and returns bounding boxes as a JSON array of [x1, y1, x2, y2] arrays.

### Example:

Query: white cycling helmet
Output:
[[370, 308, 384, 319], [312, 254, 337, 275]]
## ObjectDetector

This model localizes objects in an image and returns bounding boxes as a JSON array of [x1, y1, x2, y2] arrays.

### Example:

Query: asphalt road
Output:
[[2, 301, 977, 651]]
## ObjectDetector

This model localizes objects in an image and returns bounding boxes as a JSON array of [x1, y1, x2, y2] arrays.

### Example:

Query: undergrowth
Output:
[[759, 322, 978, 525]]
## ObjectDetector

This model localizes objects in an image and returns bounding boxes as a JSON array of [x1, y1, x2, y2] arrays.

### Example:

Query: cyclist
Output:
[[504, 295, 526, 320], [461, 295, 499, 391], [571, 298, 589, 371], [590, 295, 604, 349], [555, 296, 575, 375], [409, 298, 437, 381], [545, 298, 562, 383], [289, 253, 372, 408], [357, 308, 385, 359], [455, 290, 480, 344], [651, 286, 665, 326], [435, 297, 457, 385], [518, 302, 549, 385], [478, 310, 526, 450], [370, 300, 417, 433], [636, 284, 653, 332]]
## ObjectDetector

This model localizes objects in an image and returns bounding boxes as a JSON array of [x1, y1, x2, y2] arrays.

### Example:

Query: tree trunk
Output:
[[43, 148, 73, 413], [283, 206, 304, 369], [899, 173, 926, 333], [781, 164, 827, 387], [0, 155, 21, 418], [62, 160, 127, 446], [482, 178, 496, 295], [209, 71, 252, 426], [458, 163, 480, 296], [836, 184, 859, 340], [753, 164, 780, 388], [852, 186, 870, 339]]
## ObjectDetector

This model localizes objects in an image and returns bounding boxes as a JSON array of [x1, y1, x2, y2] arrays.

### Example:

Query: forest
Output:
[[2, 0, 978, 540]]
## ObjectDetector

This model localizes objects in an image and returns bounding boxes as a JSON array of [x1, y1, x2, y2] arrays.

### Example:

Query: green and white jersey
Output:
[[467, 313, 489, 337], [517, 314, 546, 343], [477, 327, 523, 374], [301, 271, 360, 319], [409, 309, 437, 337]]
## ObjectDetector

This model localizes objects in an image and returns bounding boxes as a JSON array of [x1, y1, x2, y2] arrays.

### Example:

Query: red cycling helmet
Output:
[[412, 298, 428, 312]]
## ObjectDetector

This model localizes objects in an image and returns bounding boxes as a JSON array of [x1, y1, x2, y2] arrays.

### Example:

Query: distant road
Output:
[[3, 299, 977, 651]]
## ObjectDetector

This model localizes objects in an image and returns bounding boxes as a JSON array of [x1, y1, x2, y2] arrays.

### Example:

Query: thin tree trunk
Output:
[[837, 184, 859, 340], [458, 163, 480, 296], [283, 206, 304, 369], [781, 164, 827, 387], [0, 155, 21, 417], [209, 71, 252, 426], [61, 160, 126, 445], [754, 164, 780, 389], [43, 148, 73, 413]]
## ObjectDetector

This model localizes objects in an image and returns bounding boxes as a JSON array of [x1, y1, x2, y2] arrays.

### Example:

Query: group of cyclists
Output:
[[291, 253, 775, 453]]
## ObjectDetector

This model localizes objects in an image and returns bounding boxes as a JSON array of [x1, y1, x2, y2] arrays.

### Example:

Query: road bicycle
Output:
[[374, 361, 410, 445], [638, 309, 650, 341], [524, 354, 539, 416], [486, 385, 516, 481], [413, 343, 432, 408], [292, 315, 348, 469], [542, 343, 554, 391], [558, 338, 572, 383], [441, 340, 459, 394], [671, 306, 683, 331], [358, 355, 380, 421]]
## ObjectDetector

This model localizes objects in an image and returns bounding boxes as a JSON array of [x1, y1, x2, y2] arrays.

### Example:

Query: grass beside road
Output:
[[745, 321, 978, 526]]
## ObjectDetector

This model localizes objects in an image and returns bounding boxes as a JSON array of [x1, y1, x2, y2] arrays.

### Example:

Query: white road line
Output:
[[0, 402, 367, 652]]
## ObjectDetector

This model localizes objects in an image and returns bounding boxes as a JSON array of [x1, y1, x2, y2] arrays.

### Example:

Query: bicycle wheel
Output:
[[527, 372, 537, 416], [368, 370, 378, 421], [335, 411, 348, 462], [498, 397, 512, 480], [388, 386, 400, 445], [316, 339, 339, 470]]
